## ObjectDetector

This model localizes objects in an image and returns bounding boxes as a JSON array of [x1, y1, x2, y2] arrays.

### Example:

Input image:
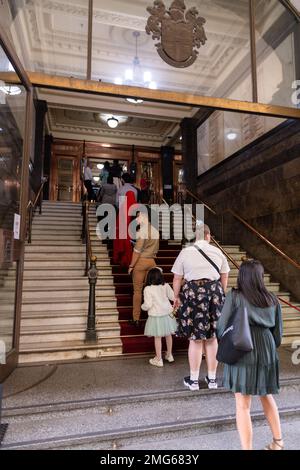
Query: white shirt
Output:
[[84, 166, 93, 181], [116, 183, 138, 206], [171, 240, 230, 282], [142, 284, 175, 317]]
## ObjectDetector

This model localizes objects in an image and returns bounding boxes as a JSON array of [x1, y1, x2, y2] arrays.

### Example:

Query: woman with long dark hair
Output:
[[217, 260, 283, 450]]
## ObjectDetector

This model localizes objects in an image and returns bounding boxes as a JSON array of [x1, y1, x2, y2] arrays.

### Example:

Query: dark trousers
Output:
[[84, 180, 95, 201]]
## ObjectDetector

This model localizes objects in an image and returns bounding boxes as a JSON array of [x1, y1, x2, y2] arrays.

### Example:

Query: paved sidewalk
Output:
[[3, 346, 299, 408]]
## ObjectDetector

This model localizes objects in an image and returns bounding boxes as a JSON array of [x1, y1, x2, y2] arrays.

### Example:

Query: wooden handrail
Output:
[[229, 210, 300, 271], [184, 187, 300, 271], [278, 297, 300, 312], [27, 177, 48, 243], [185, 189, 217, 215], [184, 186, 300, 313]]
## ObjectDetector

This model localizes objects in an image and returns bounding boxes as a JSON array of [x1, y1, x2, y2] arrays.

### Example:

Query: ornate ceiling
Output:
[[39, 88, 196, 146], [1, 0, 286, 100]]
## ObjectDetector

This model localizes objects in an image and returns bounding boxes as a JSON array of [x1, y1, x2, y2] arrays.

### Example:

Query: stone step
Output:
[[32, 223, 82, 230], [21, 310, 119, 327], [226, 281, 281, 292], [25, 245, 106, 253], [20, 286, 115, 301], [21, 269, 87, 278], [2, 380, 300, 448], [24, 252, 109, 261], [31, 234, 82, 241], [34, 214, 82, 221], [21, 268, 112, 278], [27, 239, 83, 246], [19, 323, 121, 345], [42, 202, 81, 207], [14, 297, 117, 313], [282, 328, 300, 345], [18, 339, 123, 364], [31, 228, 82, 234], [5, 276, 113, 289], [283, 316, 300, 329], [23, 260, 110, 268]]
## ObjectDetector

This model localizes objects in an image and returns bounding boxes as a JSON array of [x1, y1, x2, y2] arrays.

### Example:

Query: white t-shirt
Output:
[[84, 166, 93, 181], [142, 284, 175, 317], [171, 240, 230, 282]]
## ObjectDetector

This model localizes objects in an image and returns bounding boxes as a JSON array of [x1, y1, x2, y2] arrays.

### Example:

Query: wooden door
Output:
[[137, 160, 162, 203], [50, 155, 81, 202]]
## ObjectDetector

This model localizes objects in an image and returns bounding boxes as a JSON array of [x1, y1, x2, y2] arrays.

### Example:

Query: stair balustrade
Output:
[[27, 177, 48, 244], [81, 200, 98, 343]]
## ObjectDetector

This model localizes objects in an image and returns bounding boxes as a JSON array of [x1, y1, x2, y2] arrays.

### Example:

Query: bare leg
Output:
[[188, 340, 203, 380], [235, 393, 253, 450], [204, 337, 218, 376], [260, 395, 283, 449], [165, 335, 173, 356], [154, 337, 162, 361]]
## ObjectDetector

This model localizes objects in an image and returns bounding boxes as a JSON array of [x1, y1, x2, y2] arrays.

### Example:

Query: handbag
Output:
[[217, 292, 254, 365], [169, 305, 179, 320]]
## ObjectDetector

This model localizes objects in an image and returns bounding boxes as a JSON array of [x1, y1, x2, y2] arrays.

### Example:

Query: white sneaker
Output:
[[183, 376, 199, 391], [149, 357, 163, 367], [165, 354, 175, 363], [205, 376, 218, 389]]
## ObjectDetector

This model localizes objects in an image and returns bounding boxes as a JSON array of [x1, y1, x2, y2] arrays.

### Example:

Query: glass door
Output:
[[0, 44, 27, 377], [52, 155, 81, 202], [137, 160, 162, 204]]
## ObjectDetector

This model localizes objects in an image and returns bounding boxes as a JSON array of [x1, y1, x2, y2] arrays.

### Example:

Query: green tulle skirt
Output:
[[144, 315, 178, 337], [222, 326, 280, 396]]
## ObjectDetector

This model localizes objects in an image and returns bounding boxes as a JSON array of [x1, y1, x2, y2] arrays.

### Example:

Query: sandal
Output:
[[264, 438, 284, 450]]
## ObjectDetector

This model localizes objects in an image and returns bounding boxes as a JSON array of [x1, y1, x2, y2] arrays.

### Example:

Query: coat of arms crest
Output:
[[146, 0, 207, 68]]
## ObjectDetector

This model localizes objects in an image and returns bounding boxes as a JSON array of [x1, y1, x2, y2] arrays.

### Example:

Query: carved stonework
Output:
[[146, 0, 207, 68]]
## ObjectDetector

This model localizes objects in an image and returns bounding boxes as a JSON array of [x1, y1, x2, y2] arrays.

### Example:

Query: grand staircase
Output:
[[12, 200, 300, 364], [17, 201, 121, 364], [88, 205, 300, 353]]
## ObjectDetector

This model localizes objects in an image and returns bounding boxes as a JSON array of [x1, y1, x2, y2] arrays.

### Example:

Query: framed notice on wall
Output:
[[0, 229, 14, 264]]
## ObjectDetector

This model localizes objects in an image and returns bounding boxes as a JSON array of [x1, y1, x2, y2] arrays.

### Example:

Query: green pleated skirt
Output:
[[222, 326, 280, 396]]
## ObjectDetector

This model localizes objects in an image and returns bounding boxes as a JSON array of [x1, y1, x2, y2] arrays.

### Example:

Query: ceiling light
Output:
[[149, 81, 157, 90], [93, 176, 100, 182], [126, 98, 144, 104], [115, 31, 157, 91], [107, 117, 119, 129], [97, 163, 104, 170], [0, 127, 3, 132], [0, 85, 21, 96], [227, 131, 238, 141]]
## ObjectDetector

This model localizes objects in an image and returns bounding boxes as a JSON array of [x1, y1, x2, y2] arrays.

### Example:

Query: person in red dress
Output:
[[113, 174, 137, 268]]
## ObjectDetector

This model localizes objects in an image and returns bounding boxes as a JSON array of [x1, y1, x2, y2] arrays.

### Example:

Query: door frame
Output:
[[0, 28, 33, 381]]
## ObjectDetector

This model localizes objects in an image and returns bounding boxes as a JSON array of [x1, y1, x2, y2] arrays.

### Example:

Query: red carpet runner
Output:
[[108, 240, 188, 354]]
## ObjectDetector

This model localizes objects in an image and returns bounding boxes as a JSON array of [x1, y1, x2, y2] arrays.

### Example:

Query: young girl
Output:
[[142, 267, 177, 367]]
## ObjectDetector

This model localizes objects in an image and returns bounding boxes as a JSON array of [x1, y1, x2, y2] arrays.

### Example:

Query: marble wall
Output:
[[197, 119, 300, 301]]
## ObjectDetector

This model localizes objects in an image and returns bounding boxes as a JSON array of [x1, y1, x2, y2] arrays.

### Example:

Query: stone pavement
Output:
[[1, 346, 300, 450]]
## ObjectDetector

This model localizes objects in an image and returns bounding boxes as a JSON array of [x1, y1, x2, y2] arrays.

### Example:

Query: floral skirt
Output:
[[176, 279, 225, 341]]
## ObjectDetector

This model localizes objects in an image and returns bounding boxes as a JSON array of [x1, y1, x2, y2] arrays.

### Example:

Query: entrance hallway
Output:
[[1, 347, 300, 450]]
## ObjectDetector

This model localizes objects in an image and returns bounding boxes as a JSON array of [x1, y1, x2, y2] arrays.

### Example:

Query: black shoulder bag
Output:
[[216, 291, 254, 365]]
